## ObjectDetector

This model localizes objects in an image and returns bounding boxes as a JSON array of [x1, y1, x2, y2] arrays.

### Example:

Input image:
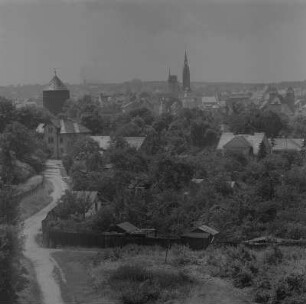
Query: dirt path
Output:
[[22, 160, 68, 304]]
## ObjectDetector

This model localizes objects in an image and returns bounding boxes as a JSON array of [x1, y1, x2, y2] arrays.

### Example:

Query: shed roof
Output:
[[192, 225, 219, 235], [116, 222, 139, 233]]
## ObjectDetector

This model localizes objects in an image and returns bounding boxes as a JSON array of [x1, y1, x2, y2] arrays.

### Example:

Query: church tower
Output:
[[182, 50, 191, 92]]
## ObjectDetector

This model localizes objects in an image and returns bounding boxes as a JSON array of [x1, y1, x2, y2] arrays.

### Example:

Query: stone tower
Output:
[[43, 71, 70, 115]]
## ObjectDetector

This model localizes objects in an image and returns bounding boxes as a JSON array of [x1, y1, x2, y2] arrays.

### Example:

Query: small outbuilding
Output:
[[181, 225, 219, 250]]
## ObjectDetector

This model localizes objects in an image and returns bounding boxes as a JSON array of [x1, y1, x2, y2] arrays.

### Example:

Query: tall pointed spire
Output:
[[183, 50, 191, 92]]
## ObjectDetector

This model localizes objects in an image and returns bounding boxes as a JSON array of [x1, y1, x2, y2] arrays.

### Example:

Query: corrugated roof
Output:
[[44, 74, 68, 91]]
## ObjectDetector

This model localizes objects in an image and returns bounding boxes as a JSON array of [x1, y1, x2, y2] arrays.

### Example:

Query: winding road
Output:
[[23, 160, 68, 304]]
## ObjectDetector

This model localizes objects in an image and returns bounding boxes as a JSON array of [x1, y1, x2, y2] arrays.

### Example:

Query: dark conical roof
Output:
[[44, 71, 68, 91]]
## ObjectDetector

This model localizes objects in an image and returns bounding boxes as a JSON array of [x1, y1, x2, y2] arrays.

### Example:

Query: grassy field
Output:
[[19, 180, 53, 221], [52, 245, 253, 304]]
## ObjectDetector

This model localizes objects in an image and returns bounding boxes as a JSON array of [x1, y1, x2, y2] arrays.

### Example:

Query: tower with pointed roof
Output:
[[182, 50, 191, 92], [43, 71, 70, 115]]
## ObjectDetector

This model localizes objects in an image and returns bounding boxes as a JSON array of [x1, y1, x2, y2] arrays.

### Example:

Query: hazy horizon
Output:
[[0, 0, 306, 85]]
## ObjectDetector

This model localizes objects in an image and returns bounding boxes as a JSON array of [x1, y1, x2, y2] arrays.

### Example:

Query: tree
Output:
[[16, 106, 52, 130], [0, 98, 16, 133], [152, 156, 194, 191], [1, 122, 40, 161]]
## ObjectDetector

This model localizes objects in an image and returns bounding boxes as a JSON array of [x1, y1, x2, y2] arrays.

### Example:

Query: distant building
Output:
[[217, 132, 271, 157], [37, 119, 91, 159], [260, 87, 295, 117], [201, 96, 219, 110], [167, 69, 180, 97], [43, 71, 70, 115], [182, 50, 191, 92]]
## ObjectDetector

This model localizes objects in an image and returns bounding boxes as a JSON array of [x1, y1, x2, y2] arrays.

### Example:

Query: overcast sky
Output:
[[0, 0, 305, 85]]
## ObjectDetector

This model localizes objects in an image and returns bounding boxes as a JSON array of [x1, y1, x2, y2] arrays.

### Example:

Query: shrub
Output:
[[233, 267, 253, 288], [254, 289, 271, 303]]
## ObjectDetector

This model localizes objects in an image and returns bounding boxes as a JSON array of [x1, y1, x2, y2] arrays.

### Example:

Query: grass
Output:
[[51, 245, 254, 304], [19, 180, 53, 221], [108, 264, 193, 304]]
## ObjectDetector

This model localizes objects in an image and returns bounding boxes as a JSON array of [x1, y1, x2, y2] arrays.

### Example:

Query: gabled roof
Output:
[[271, 138, 304, 152], [191, 225, 219, 235], [223, 135, 252, 150], [44, 74, 68, 91], [217, 132, 267, 155]]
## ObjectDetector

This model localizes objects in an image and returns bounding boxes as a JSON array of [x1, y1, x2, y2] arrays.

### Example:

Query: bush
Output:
[[264, 246, 283, 265]]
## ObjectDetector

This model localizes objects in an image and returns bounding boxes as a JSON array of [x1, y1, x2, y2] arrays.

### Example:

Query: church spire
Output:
[[183, 50, 191, 92]]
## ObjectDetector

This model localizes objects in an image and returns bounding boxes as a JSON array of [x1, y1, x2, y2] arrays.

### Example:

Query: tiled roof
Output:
[[38, 119, 91, 134], [91, 136, 146, 150], [44, 74, 68, 91], [202, 96, 218, 104], [271, 138, 304, 152], [217, 132, 266, 155], [58, 119, 91, 134]]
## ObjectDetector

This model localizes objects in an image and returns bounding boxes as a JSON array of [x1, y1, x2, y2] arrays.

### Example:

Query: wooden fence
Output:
[[41, 215, 211, 250]]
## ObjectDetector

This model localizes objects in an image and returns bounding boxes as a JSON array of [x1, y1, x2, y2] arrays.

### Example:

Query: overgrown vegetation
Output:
[[0, 98, 49, 302], [206, 245, 306, 303]]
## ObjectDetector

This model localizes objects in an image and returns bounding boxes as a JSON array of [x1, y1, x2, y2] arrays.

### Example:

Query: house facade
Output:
[[37, 119, 91, 159]]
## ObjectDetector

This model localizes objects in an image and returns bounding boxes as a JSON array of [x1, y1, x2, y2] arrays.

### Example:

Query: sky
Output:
[[0, 0, 306, 85]]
